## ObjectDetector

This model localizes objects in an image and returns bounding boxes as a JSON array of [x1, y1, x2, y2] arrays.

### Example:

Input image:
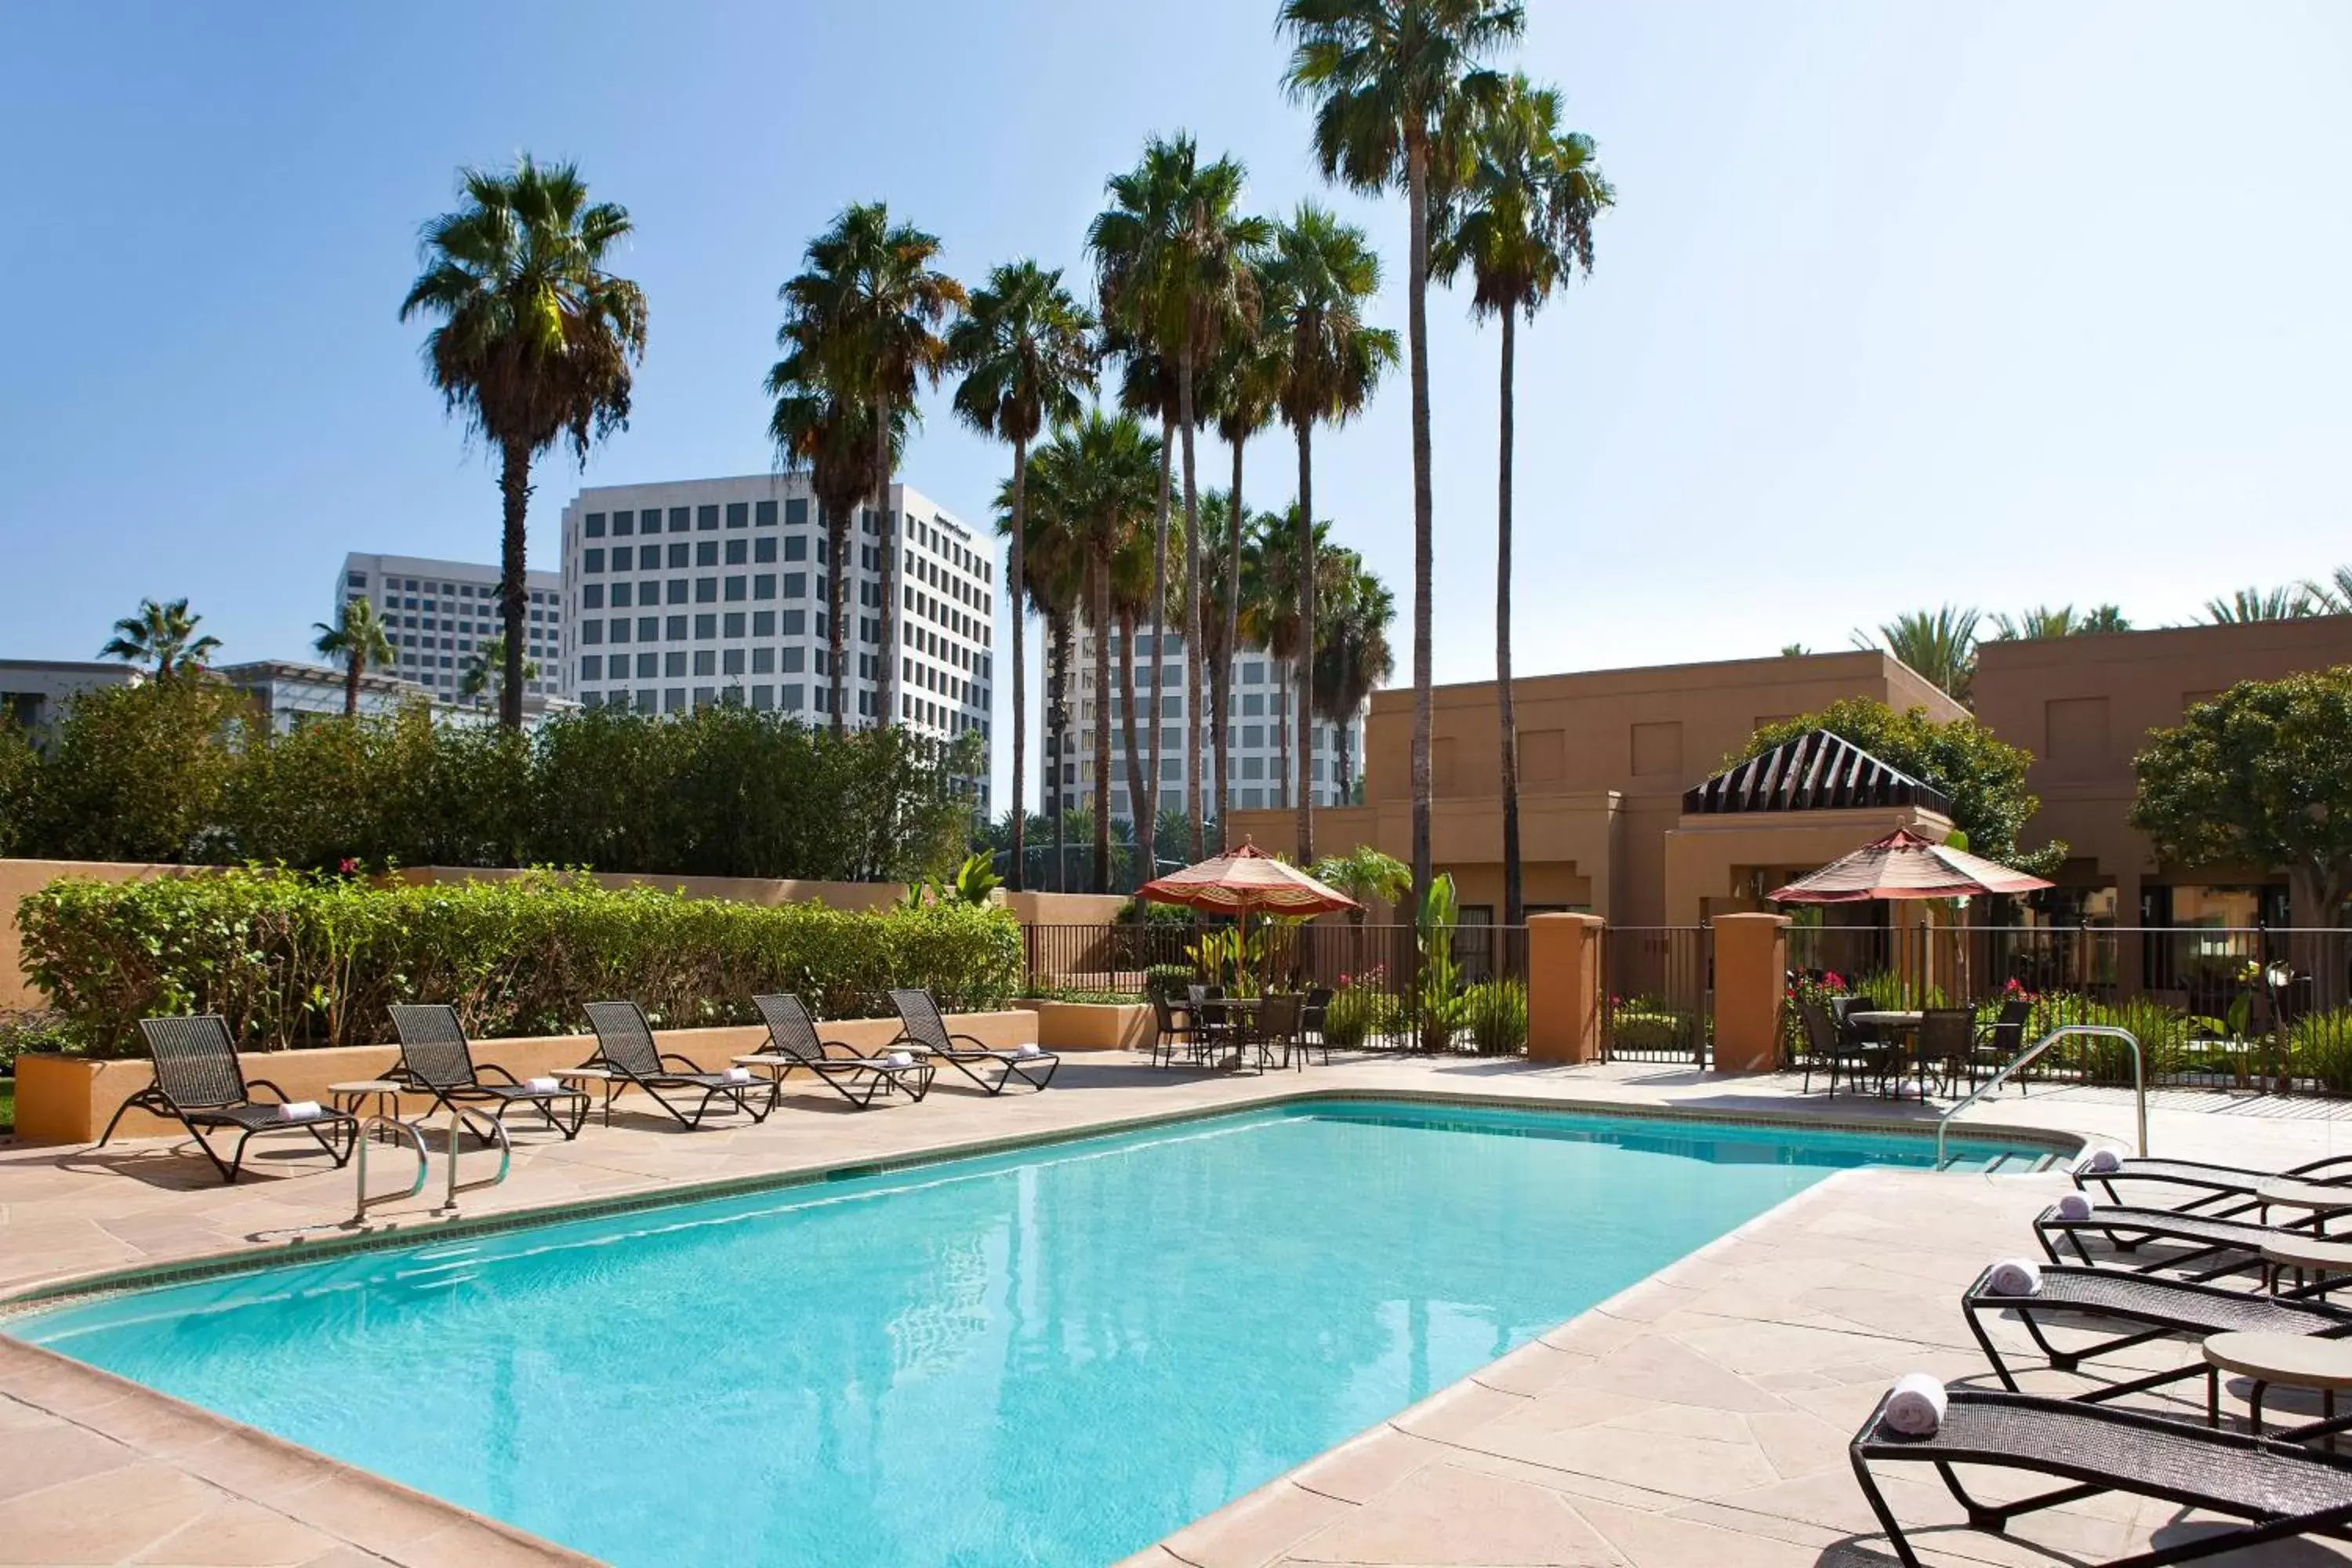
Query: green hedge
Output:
[[19, 869, 1022, 1056]]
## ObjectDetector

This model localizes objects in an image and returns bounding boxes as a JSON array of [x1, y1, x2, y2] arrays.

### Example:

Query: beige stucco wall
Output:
[[1974, 618, 2352, 924]]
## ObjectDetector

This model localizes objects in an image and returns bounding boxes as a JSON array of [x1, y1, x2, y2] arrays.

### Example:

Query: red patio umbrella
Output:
[[1768, 827, 2050, 903], [1134, 840, 1359, 917]]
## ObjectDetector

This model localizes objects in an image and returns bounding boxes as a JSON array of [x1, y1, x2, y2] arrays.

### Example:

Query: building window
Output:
[[694, 613, 717, 640], [635, 652, 659, 679], [582, 584, 604, 610], [756, 500, 777, 527], [582, 621, 604, 645], [610, 583, 633, 608], [785, 499, 808, 525], [665, 614, 688, 641], [783, 609, 806, 636], [694, 577, 717, 604], [751, 647, 775, 673], [638, 544, 661, 571], [784, 572, 807, 599], [782, 646, 805, 673], [584, 513, 605, 538], [580, 655, 603, 681], [752, 684, 775, 709], [724, 575, 746, 602], [584, 549, 604, 574], [664, 687, 686, 712], [753, 610, 776, 637], [726, 502, 749, 528], [694, 650, 716, 677], [667, 579, 688, 604], [753, 574, 776, 600], [664, 652, 688, 677], [666, 542, 689, 569], [612, 510, 633, 536], [637, 616, 659, 641], [754, 535, 777, 564], [667, 507, 689, 533], [785, 534, 808, 562], [724, 538, 747, 566], [723, 612, 745, 638]]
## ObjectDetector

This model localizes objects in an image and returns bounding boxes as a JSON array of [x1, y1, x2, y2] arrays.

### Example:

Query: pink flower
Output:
[[338, 858, 360, 875]]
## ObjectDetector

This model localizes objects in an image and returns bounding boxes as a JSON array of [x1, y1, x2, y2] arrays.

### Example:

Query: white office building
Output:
[[336, 553, 566, 704], [1047, 626, 1367, 822], [556, 474, 994, 813]]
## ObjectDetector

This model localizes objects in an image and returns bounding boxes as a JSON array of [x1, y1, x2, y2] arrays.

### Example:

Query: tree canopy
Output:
[[1733, 697, 2060, 875], [2131, 668, 2352, 921]]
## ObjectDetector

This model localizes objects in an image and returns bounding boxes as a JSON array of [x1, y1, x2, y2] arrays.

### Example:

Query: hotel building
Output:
[[335, 553, 566, 704]]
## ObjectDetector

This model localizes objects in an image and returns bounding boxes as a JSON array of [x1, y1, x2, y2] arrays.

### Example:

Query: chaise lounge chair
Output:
[[387, 1004, 590, 1141], [2074, 1152, 2352, 1216], [887, 989, 1058, 1094], [733, 993, 935, 1109], [1963, 1262, 2352, 1403], [99, 1015, 360, 1184], [1851, 1386, 2352, 1567], [580, 1000, 778, 1129], [2033, 1201, 2325, 1284]]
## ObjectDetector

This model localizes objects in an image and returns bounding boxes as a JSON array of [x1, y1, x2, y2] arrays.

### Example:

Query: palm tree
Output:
[[1312, 843, 1411, 925], [1282, 0, 1524, 920], [100, 597, 220, 681], [2306, 567, 2352, 615], [1265, 203, 1398, 860], [401, 156, 647, 730], [459, 634, 539, 706], [1853, 605, 1980, 704], [1987, 604, 2134, 640], [2206, 584, 2324, 623], [1240, 506, 1334, 806], [950, 260, 1098, 891], [1105, 335, 1178, 877], [1091, 136, 1272, 864], [996, 434, 1089, 890], [1314, 553, 1397, 803], [311, 597, 396, 716], [1432, 74, 1609, 929], [1203, 294, 1285, 845], [774, 204, 964, 733], [768, 350, 893, 735]]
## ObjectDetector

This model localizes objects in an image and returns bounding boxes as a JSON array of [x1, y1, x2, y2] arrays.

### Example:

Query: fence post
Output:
[[1711, 913, 1789, 1074], [1527, 913, 1605, 1064]]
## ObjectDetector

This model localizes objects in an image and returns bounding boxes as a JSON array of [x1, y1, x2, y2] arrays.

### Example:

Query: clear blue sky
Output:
[[5, 2, 2348, 811]]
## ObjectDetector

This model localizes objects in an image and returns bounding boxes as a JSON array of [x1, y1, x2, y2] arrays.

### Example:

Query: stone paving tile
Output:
[[7, 1055, 2352, 1564]]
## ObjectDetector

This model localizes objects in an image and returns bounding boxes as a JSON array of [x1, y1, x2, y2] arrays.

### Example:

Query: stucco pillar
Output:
[[1526, 913, 1605, 1064], [1711, 912, 1790, 1074]]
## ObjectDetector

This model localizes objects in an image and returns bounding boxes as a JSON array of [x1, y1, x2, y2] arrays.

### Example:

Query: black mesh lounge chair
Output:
[[1962, 1262, 2352, 1403], [887, 989, 1058, 1094], [580, 1000, 778, 1128], [2033, 1201, 2325, 1284], [736, 994, 934, 1108], [387, 1004, 590, 1140], [1850, 1387, 2352, 1568], [98, 1015, 360, 1184], [2075, 1152, 2352, 1217]]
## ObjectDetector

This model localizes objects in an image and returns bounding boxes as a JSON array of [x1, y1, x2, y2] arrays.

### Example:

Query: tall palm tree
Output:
[[1091, 135, 1272, 864], [950, 260, 1098, 890], [1853, 605, 1980, 704], [776, 203, 964, 732], [997, 435, 1089, 890], [2307, 567, 2352, 615], [1195, 488, 1247, 835], [1240, 506, 1334, 808], [2205, 584, 2324, 623], [1203, 291, 1284, 846], [1109, 479, 1182, 840], [100, 597, 220, 682], [1265, 203, 1398, 859], [1283, 0, 1523, 920], [401, 156, 647, 730], [1314, 554, 1397, 802], [1431, 74, 1610, 930], [1105, 334, 1178, 876], [311, 597, 396, 716]]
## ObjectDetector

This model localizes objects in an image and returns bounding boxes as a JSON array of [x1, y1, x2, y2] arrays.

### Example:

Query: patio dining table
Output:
[[1191, 996, 1263, 1070], [1847, 1010, 1933, 1101]]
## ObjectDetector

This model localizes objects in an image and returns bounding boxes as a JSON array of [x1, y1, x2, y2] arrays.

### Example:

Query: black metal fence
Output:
[[1601, 926, 1711, 1065], [1784, 923, 2352, 1092], [1022, 920, 1530, 1055]]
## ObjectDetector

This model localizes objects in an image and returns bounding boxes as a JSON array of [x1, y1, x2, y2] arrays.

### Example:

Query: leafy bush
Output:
[[1612, 1006, 1696, 1055], [1322, 975, 1403, 1048], [0, 1009, 73, 1072], [1463, 980, 1528, 1055], [1144, 964, 1194, 997], [17, 869, 1022, 1056], [2290, 1010, 2352, 1093]]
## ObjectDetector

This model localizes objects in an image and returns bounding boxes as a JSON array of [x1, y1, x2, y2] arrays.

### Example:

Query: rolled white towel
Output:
[[2053, 1191, 2094, 1222], [525, 1076, 561, 1093], [1985, 1258, 2042, 1297], [275, 1100, 323, 1123], [1014, 1043, 1043, 1057], [721, 1066, 752, 1083], [1880, 1374, 1948, 1437], [2078, 1148, 2122, 1175], [886, 1050, 915, 1069]]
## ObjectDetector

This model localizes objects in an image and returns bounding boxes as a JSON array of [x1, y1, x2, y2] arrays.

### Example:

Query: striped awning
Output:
[[1134, 841, 1360, 917], [1682, 730, 1954, 817], [1769, 828, 2052, 903]]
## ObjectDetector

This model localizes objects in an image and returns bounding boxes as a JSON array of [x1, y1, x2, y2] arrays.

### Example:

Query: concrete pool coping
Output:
[[0, 1057, 2250, 1568]]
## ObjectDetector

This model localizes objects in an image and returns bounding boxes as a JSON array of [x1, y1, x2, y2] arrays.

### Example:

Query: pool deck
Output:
[[2, 1054, 2347, 1566]]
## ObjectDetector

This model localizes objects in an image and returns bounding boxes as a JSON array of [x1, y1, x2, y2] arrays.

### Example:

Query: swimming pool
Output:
[[10, 1100, 2053, 1566]]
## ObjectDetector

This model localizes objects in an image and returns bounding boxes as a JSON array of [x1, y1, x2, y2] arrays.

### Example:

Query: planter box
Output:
[[1026, 1001, 1156, 1051], [12, 1009, 1039, 1145]]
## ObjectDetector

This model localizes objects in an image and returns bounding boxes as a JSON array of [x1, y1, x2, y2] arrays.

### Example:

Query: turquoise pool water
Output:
[[11, 1102, 2048, 1566]]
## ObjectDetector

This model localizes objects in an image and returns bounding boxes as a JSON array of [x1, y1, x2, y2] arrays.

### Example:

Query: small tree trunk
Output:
[[343, 652, 361, 718], [872, 394, 895, 731], [1497, 307, 1523, 930], [827, 499, 849, 738], [497, 438, 533, 731], [1218, 434, 1246, 852], [1143, 418, 1171, 883], [1007, 437, 1029, 891], [1048, 608, 1071, 891], [1091, 548, 1114, 895], [1119, 608, 1149, 833], [1178, 350, 1203, 864], [1405, 129, 1437, 974], [1294, 419, 1316, 864]]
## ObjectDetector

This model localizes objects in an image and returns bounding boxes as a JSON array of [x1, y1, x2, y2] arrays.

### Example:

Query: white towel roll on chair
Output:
[[2053, 1191, 2093, 1222], [1880, 1374, 1948, 1436], [2078, 1147, 2122, 1174], [275, 1100, 323, 1123], [1985, 1258, 2042, 1296]]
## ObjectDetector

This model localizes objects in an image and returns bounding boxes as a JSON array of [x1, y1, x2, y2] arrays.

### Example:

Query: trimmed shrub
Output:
[[1463, 980, 1528, 1056], [17, 869, 1022, 1056], [1322, 976, 1403, 1049]]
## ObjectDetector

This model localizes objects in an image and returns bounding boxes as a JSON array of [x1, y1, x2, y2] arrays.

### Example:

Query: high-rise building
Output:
[[556, 474, 994, 815], [1045, 624, 1367, 824], [336, 553, 566, 703]]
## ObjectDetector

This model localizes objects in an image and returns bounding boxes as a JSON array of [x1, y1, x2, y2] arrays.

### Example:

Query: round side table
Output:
[[2204, 1330, 2352, 1446], [328, 1080, 408, 1140]]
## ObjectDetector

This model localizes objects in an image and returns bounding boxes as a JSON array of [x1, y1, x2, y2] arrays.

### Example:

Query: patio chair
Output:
[[98, 1015, 359, 1185], [736, 993, 934, 1108], [579, 1000, 778, 1129], [2074, 1152, 2352, 1217], [1849, 1386, 2352, 1568], [387, 1004, 590, 1141], [1829, 996, 1898, 1097], [887, 989, 1059, 1094], [1296, 986, 1335, 1065], [1962, 1262, 2352, 1403], [2032, 1200, 2323, 1285], [1971, 997, 2033, 1091], [1918, 1007, 1976, 1097], [1149, 991, 1200, 1069], [1791, 998, 1836, 1093], [1255, 993, 1305, 1072]]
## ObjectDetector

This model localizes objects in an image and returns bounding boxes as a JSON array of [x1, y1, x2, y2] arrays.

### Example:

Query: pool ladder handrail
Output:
[[1936, 1025, 2146, 1169], [350, 1115, 430, 1226], [439, 1103, 512, 1213]]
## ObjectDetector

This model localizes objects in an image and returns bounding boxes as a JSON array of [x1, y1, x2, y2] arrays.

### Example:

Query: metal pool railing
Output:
[[1938, 1025, 2146, 1167]]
